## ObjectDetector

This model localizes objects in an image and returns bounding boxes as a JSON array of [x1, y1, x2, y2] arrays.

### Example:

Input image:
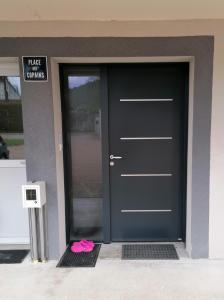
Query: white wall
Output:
[[0, 19, 223, 257], [0, 1, 224, 21]]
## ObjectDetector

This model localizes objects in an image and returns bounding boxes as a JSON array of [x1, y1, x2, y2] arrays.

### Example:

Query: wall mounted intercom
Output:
[[22, 181, 46, 208]]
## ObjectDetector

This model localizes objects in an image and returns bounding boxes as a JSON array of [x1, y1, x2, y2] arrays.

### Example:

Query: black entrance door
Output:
[[108, 63, 188, 241]]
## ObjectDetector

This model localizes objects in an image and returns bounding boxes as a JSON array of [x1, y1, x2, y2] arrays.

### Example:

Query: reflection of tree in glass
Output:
[[0, 136, 9, 159], [69, 78, 100, 113], [0, 76, 21, 100], [68, 78, 100, 133]]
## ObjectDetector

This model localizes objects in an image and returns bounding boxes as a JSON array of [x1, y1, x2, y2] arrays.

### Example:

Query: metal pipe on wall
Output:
[[28, 206, 47, 262]]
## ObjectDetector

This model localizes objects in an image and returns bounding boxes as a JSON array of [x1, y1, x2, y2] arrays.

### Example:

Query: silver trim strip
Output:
[[121, 174, 172, 177], [120, 99, 173, 102], [120, 137, 173, 140], [121, 209, 172, 213]]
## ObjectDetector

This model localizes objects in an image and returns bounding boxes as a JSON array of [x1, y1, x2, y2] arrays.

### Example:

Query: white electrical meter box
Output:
[[22, 181, 46, 208]]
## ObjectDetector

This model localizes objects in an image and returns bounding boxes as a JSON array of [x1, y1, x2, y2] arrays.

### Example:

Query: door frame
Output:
[[51, 56, 194, 256]]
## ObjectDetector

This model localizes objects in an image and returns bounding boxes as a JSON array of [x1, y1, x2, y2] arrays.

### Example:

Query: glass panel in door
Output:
[[63, 67, 103, 241]]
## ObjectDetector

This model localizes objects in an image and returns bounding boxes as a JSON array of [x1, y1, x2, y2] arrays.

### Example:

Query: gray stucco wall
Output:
[[0, 36, 213, 259]]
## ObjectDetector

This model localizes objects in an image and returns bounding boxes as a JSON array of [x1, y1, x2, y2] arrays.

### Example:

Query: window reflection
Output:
[[68, 75, 102, 198], [0, 76, 24, 160], [0, 76, 21, 100]]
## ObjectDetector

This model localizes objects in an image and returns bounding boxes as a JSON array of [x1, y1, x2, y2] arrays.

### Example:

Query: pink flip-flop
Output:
[[71, 240, 94, 248], [70, 242, 83, 253], [71, 240, 94, 253], [81, 240, 94, 247], [80, 240, 94, 252]]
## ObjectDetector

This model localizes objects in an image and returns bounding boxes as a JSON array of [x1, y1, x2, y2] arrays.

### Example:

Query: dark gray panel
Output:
[[0, 36, 213, 258]]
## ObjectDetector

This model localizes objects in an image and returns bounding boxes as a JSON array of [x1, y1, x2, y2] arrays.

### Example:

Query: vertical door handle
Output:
[[110, 155, 123, 160]]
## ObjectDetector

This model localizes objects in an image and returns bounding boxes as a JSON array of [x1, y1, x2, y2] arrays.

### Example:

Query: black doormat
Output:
[[57, 244, 101, 268], [122, 244, 179, 260], [0, 250, 29, 264]]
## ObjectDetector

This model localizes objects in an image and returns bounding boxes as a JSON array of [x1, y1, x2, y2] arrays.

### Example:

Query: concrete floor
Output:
[[1, 243, 224, 300]]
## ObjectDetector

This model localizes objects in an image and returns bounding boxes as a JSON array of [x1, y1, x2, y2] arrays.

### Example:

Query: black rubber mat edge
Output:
[[122, 244, 179, 260], [0, 250, 29, 264], [57, 243, 101, 268]]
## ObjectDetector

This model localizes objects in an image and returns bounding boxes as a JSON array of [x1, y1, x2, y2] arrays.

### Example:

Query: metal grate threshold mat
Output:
[[57, 243, 101, 268], [122, 244, 179, 260]]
